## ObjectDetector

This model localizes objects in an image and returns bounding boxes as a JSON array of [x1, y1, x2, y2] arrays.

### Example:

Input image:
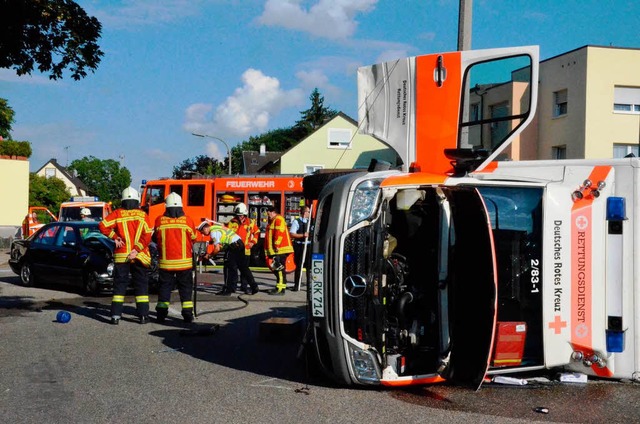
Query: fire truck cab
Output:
[[306, 45, 639, 388]]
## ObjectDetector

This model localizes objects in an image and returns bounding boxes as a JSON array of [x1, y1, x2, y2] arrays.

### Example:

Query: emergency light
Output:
[[606, 330, 625, 353], [606, 197, 626, 221]]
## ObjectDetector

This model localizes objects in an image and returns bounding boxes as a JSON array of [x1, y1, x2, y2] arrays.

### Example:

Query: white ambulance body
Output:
[[305, 45, 639, 388]]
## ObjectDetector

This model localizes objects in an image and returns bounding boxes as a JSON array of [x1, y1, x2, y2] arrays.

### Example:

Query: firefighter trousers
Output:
[[239, 254, 257, 292], [111, 261, 149, 318], [155, 269, 193, 320]]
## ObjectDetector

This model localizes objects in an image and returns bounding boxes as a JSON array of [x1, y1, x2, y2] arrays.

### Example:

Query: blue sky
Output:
[[1, 0, 638, 187]]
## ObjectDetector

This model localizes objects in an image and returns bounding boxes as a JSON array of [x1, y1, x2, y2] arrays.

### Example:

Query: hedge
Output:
[[0, 140, 32, 158]]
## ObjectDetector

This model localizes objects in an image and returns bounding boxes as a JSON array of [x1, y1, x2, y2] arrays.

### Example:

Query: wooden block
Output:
[[259, 316, 304, 342]]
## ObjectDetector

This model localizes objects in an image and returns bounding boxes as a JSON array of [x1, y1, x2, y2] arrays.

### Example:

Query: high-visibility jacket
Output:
[[154, 215, 197, 271], [208, 224, 241, 247], [227, 215, 259, 255], [264, 214, 293, 256], [99, 208, 152, 266]]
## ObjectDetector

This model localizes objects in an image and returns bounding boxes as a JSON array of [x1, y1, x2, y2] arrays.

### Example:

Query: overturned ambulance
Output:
[[305, 45, 639, 389]]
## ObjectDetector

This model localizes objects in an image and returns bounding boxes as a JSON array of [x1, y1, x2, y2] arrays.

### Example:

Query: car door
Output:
[[28, 224, 62, 282], [51, 225, 86, 285]]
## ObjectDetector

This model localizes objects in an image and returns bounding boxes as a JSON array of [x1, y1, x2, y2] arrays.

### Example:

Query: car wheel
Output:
[[20, 262, 36, 287], [83, 272, 100, 296]]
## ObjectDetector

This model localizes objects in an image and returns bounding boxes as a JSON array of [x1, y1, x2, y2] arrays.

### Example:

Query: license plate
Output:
[[311, 253, 324, 317]]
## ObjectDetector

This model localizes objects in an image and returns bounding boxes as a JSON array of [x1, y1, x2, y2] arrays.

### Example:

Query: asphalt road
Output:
[[1, 249, 640, 424]]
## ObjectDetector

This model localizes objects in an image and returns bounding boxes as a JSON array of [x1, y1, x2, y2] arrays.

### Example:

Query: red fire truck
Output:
[[140, 175, 305, 266]]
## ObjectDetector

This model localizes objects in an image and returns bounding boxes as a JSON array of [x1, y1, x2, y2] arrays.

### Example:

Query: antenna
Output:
[[64, 146, 70, 166]]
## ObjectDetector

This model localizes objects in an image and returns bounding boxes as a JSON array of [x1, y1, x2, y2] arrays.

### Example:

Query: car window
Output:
[[33, 225, 60, 245], [80, 225, 103, 239], [56, 226, 78, 246]]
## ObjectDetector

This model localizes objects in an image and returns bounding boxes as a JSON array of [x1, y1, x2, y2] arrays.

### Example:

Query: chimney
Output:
[[259, 144, 266, 156]]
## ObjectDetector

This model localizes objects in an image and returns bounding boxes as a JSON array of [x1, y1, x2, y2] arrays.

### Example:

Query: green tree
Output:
[[0, 98, 15, 139], [172, 155, 225, 178], [229, 127, 302, 174], [0, 0, 104, 80], [29, 173, 70, 212], [294, 88, 338, 134], [68, 156, 131, 206]]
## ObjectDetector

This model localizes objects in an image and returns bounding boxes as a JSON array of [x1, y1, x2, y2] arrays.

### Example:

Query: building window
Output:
[[489, 102, 509, 148], [470, 103, 481, 121], [613, 143, 639, 158], [328, 129, 352, 149], [304, 164, 324, 174], [553, 89, 568, 117], [613, 86, 640, 114], [552, 145, 567, 159], [45, 168, 56, 178]]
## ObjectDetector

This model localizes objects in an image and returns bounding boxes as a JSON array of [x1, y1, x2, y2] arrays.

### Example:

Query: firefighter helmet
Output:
[[234, 202, 248, 215], [121, 187, 140, 202], [80, 208, 91, 216], [165, 192, 182, 207]]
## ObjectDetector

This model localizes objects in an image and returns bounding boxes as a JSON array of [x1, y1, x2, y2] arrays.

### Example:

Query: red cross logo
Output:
[[548, 315, 567, 334], [575, 215, 589, 231]]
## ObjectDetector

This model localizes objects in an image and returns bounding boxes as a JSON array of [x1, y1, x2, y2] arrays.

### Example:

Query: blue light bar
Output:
[[606, 197, 626, 221], [606, 329, 625, 353]]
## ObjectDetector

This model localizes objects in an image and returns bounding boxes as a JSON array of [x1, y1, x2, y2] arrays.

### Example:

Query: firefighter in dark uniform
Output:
[[290, 205, 311, 291], [99, 187, 153, 325], [197, 221, 244, 296], [153, 192, 197, 323], [227, 202, 260, 295]]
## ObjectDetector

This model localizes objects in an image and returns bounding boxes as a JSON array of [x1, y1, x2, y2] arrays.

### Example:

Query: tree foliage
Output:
[[0, 0, 104, 80], [29, 173, 70, 212], [0, 98, 15, 139], [172, 155, 225, 178], [68, 156, 131, 206], [294, 88, 338, 133]]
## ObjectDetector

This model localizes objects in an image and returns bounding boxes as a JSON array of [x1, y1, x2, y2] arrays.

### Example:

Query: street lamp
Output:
[[191, 133, 232, 175]]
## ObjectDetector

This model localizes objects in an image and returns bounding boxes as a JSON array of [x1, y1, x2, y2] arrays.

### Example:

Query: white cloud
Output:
[[376, 49, 411, 63], [295, 69, 341, 98], [0, 69, 56, 84], [257, 0, 378, 40], [183, 68, 305, 139]]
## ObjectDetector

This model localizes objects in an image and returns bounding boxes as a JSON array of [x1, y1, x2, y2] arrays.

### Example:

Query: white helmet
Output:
[[121, 187, 140, 202], [234, 202, 248, 215], [165, 192, 183, 207], [80, 208, 91, 216]]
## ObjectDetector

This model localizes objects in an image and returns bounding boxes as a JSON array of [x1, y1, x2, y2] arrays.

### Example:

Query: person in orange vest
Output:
[[264, 205, 293, 295], [21, 211, 38, 237], [152, 192, 197, 324], [99, 187, 153, 325], [227, 202, 259, 295]]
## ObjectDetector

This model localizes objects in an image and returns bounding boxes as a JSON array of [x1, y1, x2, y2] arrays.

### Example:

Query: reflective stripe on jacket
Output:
[[208, 225, 241, 246], [227, 216, 259, 255], [99, 208, 152, 265], [154, 215, 197, 271], [264, 214, 293, 256]]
